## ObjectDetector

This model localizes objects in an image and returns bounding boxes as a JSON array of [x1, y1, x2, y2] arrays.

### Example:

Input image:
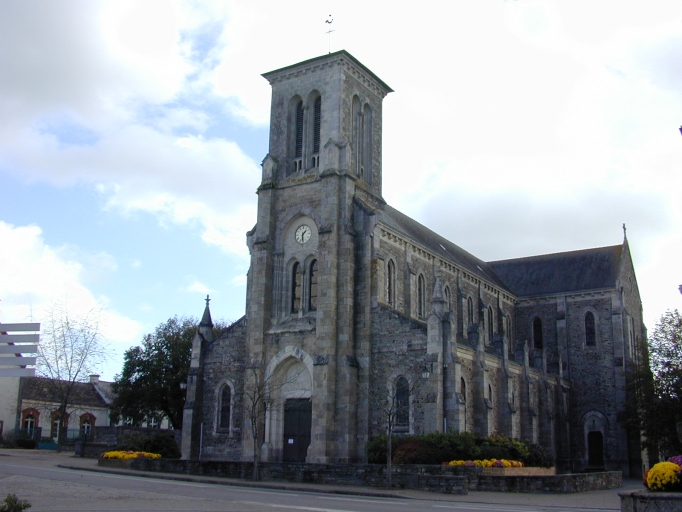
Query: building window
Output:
[[219, 385, 231, 431], [312, 96, 321, 156], [386, 259, 396, 305], [362, 103, 372, 182], [80, 413, 96, 438], [146, 416, 159, 429], [444, 286, 451, 312], [308, 259, 319, 311], [291, 262, 302, 313], [585, 312, 596, 346], [395, 377, 409, 429], [506, 315, 513, 357], [417, 274, 426, 318], [487, 306, 494, 342], [533, 317, 543, 350], [467, 297, 474, 326], [461, 378, 467, 431], [294, 101, 304, 160], [23, 413, 36, 431]]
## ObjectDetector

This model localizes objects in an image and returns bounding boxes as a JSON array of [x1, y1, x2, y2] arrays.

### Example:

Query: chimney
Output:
[[89, 374, 100, 384]]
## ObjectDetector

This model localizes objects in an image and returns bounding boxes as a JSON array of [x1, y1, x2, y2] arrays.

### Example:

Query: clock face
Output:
[[295, 225, 312, 244]]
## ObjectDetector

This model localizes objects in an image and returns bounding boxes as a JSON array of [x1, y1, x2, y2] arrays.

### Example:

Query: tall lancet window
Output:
[[533, 317, 543, 350], [386, 259, 395, 305], [308, 259, 319, 311], [295, 101, 304, 159], [443, 286, 451, 312], [417, 274, 426, 318], [312, 96, 321, 156], [291, 262, 302, 313], [488, 306, 494, 342], [585, 312, 596, 346], [352, 95, 362, 177], [362, 103, 372, 182], [395, 377, 409, 429], [467, 297, 474, 326]]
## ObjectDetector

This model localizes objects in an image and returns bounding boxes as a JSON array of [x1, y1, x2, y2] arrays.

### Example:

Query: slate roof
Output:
[[487, 245, 623, 297], [377, 205, 512, 292], [20, 377, 110, 408]]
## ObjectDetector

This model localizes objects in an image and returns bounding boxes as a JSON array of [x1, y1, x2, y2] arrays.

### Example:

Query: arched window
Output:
[[386, 259, 395, 305], [488, 384, 493, 403], [352, 95, 361, 177], [417, 274, 426, 318], [80, 413, 96, 438], [461, 378, 467, 431], [308, 259, 319, 311], [533, 317, 543, 350], [311, 96, 321, 167], [443, 285, 451, 312], [487, 306, 494, 342], [291, 262, 302, 313], [585, 312, 596, 346], [294, 100, 304, 170], [467, 297, 474, 326], [362, 103, 372, 182], [506, 315, 513, 357], [395, 377, 409, 428], [219, 385, 231, 431], [23, 413, 36, 430]]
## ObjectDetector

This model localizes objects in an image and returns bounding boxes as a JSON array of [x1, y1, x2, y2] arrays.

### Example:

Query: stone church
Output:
[[181, 51, 646, 476]]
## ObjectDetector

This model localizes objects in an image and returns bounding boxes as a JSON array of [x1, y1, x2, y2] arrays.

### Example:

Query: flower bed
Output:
[[100, 451, 161, 460], [447, 459, 524, 468]]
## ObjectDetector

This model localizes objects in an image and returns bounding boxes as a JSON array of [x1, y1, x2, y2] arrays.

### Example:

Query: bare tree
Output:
[[362, 363, 425, 489], [36, 301, 112, 450], [242, 361, 304, 481]]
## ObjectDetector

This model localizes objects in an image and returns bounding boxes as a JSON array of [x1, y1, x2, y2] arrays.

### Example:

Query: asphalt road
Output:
[[0, 451, 632, 512]]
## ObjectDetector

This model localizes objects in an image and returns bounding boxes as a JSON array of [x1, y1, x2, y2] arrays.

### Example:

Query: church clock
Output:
[[295, 225, 311, 244]]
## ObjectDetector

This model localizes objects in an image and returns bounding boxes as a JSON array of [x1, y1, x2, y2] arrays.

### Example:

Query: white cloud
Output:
[[185, 279, 214, 295], [0, 221, 142, 351]]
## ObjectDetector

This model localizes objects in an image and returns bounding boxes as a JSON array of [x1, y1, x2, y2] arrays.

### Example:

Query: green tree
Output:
[[648, 310, 682, 457], [623, 310, 682, 461], [111, 316, 227, 429]]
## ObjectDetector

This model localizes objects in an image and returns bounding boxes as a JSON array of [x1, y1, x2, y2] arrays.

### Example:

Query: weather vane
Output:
[[325, 15, 334, 54]]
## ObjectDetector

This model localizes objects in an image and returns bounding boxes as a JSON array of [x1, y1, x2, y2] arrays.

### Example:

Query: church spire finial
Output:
[[622, 223, 627, 242], [200, 295, 213, 328]]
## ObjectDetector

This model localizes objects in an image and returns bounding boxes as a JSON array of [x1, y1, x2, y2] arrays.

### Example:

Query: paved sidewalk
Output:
[[2, 449, 639, 510]]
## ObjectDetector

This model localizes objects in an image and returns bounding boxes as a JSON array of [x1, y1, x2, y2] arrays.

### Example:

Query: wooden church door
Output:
[[283, 399, 312, 462]]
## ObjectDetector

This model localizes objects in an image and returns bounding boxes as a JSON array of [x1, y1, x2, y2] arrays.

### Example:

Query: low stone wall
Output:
[[473, 471, 622, 493], [127, 459, 468, 494], [121, 460, 620, 494], [620, 490, 682, 512]]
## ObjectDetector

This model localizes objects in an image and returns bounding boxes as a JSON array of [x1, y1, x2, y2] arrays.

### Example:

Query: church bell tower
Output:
[[244, 51, 392, 463]]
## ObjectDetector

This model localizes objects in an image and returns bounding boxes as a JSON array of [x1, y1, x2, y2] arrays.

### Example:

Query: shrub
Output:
[[0, 494, 31, 512], [14, 439, 36, 450], [392, 440, 441, 465], [115, 430, 180, 459], [522, 441, 554, 468]]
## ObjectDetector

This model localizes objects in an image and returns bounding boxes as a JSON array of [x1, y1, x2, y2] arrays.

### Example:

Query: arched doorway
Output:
[[263, 352, 313, 462], [587, 431, 604, 467]]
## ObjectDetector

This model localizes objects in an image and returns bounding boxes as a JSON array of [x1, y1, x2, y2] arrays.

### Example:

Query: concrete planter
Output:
[[480, 467, 556, 476], [98, 459, 135, 469], [620, 490, 682, 511]]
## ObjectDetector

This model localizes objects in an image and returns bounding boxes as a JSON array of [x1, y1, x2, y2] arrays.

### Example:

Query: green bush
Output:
[[115, 430, 180, 459], [0, 494, 31, 512], [14, 439, 36, 450], [365, 431, 554, 467], [522, 441, 554, 468]]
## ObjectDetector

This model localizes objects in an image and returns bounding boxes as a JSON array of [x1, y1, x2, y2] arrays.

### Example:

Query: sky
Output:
[[1, 0, 681, 381]]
